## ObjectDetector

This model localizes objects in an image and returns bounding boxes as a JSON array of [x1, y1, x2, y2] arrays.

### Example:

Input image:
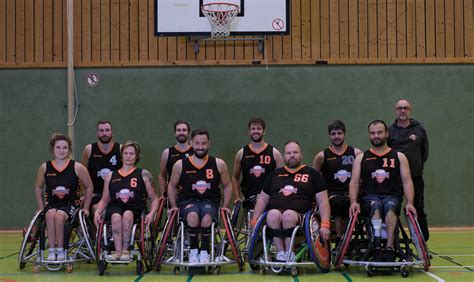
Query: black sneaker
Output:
[[373, 247, 383, 262], [384, 247, 396, 262]]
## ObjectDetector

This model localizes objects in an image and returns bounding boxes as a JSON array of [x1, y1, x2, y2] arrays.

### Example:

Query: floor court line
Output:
[[431, 251, 474, 271], [0, 253, 17, 260], [423, 270, 445, 282]]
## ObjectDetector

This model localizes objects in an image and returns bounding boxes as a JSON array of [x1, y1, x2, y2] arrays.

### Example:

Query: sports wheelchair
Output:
[[19, 209, 95, 273], [154, 208, 244, 274], [229, 196, 257, 258], [247, 210, 331, 276], [95, 209, 154, 275], [333, 210, 430, 277]]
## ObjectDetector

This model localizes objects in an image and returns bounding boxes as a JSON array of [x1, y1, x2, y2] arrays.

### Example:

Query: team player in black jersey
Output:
[[158, 120, 193, 198], [34, 134, 93, 261], [81, 120, 122, 215], [349, 120, 417, 262], [312, 120, 362, 246], [232, 117, 283, 208], [167, 129, 233, 264], [94, 141, 159, 261], [252, 141, 331, 262]]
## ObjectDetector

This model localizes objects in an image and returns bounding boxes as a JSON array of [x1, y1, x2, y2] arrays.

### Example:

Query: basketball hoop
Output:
[[201, 3, 239, 38]]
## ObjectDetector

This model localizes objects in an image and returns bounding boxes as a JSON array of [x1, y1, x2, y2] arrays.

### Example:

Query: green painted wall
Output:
[[1, 65, 473, 228]]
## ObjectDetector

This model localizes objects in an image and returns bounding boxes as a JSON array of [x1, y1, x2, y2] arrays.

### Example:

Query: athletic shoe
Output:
[[105, 251, 121, 261], [199, 250, 210, 263], [47, 249, 56, 261], [120, 250, 131, 261], [189, 249, 199, 263], [287, 251, 296, 263], [384, 247, 396, 262], [276, 251, 286, 261], [56, 250, 66, 261]]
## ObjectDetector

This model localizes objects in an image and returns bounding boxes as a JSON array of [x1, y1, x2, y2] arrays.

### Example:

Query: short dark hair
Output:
[[174, 120, 190, 132], [49, 133, 72, 154], [191, 129, 210, 140], [96, 120, 112, 130], [121, 140, 141, 165], [248, 117, 266, 130], [328, 120, 346, 134], [368, 119, 388, 131], [284, 140, 301, 147]]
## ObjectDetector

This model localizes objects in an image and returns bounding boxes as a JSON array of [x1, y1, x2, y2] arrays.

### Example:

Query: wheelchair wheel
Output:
[[19, 211, 42, 269], [333, 211, 359, 270], [304, 211, 331, 273], [151, 197, 166, 238], [230, 200, 241, 227], [221, 209, 244, 271], [154, 208, 178, 271], [98, 260, 107, 275], [78, 210, 96, 261], [95, 218, 107, 270], [139, 217, 152, 272], [247, 211, 268, 270], [406, 211, 430, 270]]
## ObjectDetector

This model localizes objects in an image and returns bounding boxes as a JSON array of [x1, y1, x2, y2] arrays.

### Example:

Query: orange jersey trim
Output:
[[328, 144, 348, 156], [369, 147, 392, 157], [51, 159, 71, 173], [174, 144, 191, 153], [284, 165, 306, 174], [248, 143, 268, 154], [118, 167, 137, 177], [98, 142, 116, 155], [189, 155, 209, 170]]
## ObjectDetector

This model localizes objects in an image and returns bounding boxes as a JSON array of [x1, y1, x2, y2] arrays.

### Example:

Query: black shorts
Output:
[[91, 194, 102, 206], [178, 200, 219, 224], [329, 194, 350, 217], [105, 205, 144, 222], [44, 202, 78, 222]]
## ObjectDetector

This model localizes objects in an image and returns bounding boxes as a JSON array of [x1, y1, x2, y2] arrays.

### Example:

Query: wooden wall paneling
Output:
[[320, 0, 330, 59], [187, 38, 196, 61], [445, 0, 454, 57], [301, 0, 311, 59], [272, 35, 283, 60], [282, 34, 292, 59], [406, 0, 416, 57], [205, 40, 216, 60], [435, 0, 445, 57], [138, 0, 148, 61], [147, 0, 157, 61], [263, 35, 272, 61], [349, 0, 358, 58], [129, 0, 139, 61], [292, 0, 302, 59], [359, 0, 368, 58], [425, 0, 436, 57], [463, 0, 472, 56], [195, 37, 205, 61], [43, 0, 53, 62], [15, 0, 25, 63], [377, 0, 387, 58], [215, 39, 225, 61], [397, 0, 407, 58], [101, 0, 111, 62], [454, 0, 464, 57], [339, 0, 349, 59], [73, 0, 82, 62], [224, 37, 235, 60], [111, 0, 120, 61], [254, 38, 263, 61], [91, 0, 101, 62], [387, 0, 397, 58], [0, 0, 5, 63], [329, 0, 339, 58], [415, 0, 426, 58], [166, 37, 177, 61], [311, 0, 321, 59], [368, 0, 377, 58], [82, 0, 92, 62], [119, 0, 130, 61]]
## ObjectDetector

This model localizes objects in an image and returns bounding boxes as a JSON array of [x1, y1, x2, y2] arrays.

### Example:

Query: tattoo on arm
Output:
[[142, 169, 155, 186]]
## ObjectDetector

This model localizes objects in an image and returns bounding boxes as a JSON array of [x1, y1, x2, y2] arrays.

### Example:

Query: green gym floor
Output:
[[1, 230, 473, 281]]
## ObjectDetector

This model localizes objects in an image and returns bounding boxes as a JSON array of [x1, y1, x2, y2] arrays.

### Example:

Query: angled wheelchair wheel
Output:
[[95, 217, 107, 272], [78, 210, 96, 261], [139, 217, 152, 272], [304, 211, 331, 273], [221, 209, 244, 271], [406, 211, 430, 270], [151, 197, 166, 238], [333, 211, 359, 270], [247, 211, 268, 270], [230, 200, 242, 227], [19, 210, 43, 269], [154, 208, 177, 271]]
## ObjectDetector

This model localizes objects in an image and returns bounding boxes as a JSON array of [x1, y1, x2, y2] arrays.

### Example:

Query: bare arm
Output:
[[251, 192, 270, 224], [315, 190, 331, 240], [398, 152, 416, 215], [312, 151, 324, 171], [142, 169, 159, 225], [273, 148, 284, 168], [167, 160, 182, 209], [157, 149, 169, 198], [75, 162, 93, 214], [349, 154, 363, 216], [94, 172, 112, 226], [217, 158, 233, 210], [354, 147, 363, 156], [80, 144, 92, 168], [34, 163, 46, 211], [231, 149, 243, 201]]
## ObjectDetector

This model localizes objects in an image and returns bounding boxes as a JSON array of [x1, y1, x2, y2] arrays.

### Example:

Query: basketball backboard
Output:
[[155, 0, 290, 36]]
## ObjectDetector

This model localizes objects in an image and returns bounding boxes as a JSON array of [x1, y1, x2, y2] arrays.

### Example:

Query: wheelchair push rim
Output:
[[304, 211, 331, 273], [407, 211, 430, 271]]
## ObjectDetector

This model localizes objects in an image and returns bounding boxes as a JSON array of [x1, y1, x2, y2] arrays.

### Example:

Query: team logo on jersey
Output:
[[192, 180, 211, 194], [334, 169, 351, 183], [117, 189, 134, 203], [279, 185, 298, 196], [185, 153, 190, 157], [371, 169, 390, 183], [250, 165, 265, 178], [98, 168, 112, 179], [53, 186, 69, 199]]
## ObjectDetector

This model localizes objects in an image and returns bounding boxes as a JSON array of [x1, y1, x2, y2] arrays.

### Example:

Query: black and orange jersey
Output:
[[320, 145, 356, 195], [87, 142, 122, 195], [263, 165, 326, 214], [108, 168, 147, 210], [166, 145, 193, 178], [240, 143, 277, 198], [360, 148, 402, 196], [177, 156, 221, 206], [44, 160, 80, 206]]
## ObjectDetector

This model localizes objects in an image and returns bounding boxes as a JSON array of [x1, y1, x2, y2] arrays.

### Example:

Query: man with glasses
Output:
[[388, 99, 430, 241]]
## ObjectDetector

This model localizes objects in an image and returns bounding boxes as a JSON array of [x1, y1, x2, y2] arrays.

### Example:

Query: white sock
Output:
[[371, 219, 382, 237]]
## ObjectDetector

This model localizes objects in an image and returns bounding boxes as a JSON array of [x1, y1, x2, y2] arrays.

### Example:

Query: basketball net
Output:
[[201, 3, 239, 38]]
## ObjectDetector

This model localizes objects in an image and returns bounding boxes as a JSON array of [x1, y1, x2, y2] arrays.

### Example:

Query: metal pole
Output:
[[67, 0, 75, 158]]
